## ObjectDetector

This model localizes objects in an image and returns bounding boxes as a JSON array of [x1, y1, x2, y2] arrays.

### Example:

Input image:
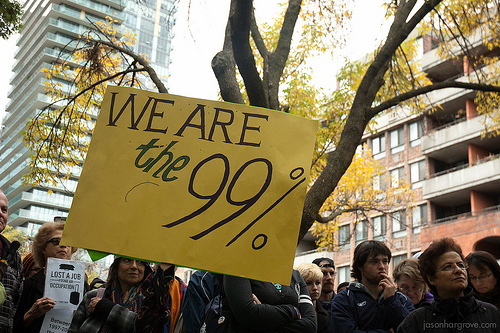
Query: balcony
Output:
[[423, 155, 500, 205], [421, 29, 486, 81], [422, 115, 500, 163], [0, 160, 29, 190], [7, 208, 68, 227], [8, 190, 73, 214]]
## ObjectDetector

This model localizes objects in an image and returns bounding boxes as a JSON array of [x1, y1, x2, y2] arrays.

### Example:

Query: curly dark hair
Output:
[[351, 240, 391, 281], [419, 237, 464, 296]]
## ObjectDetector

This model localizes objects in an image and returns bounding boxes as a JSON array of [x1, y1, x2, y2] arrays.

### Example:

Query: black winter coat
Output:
[[397, 287, 500, 333], [205, 270, 316, 333]]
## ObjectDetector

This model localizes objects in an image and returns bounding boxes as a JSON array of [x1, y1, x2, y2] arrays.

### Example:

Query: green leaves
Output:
[[0, 0, 23, 40]]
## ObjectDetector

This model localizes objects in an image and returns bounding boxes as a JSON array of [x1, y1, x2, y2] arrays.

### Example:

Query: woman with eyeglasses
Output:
[[393, 258, 433, 308], [13, 221, 77, 333], [466, 251, 500, 309], [397, 238, 500, 332]]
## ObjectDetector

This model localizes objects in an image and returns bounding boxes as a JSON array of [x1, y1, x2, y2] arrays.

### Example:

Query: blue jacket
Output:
[[331, 281, 414, 333], [182, 270, 222, 333]]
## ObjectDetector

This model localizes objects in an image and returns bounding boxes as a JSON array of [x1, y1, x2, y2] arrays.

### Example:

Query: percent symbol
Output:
[[225, 166, 305, 249]]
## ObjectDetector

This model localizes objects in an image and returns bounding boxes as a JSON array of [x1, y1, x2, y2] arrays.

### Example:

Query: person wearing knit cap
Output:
[[21, 253, 42, 279]]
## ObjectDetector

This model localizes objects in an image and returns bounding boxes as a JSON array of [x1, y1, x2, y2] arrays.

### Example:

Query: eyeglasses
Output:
[[469, 273, 493, 282], [319, 263, 335, 269], [45, 238, 61, 246], [437, 262, 467, 272], [399, 286, 424, 294]]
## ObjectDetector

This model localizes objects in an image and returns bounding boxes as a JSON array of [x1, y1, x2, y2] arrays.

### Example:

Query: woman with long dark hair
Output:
[[69, 258, 186, 333]]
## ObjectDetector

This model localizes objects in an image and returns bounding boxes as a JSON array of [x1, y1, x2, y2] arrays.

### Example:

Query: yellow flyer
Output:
[[62, 86, 318, 284]]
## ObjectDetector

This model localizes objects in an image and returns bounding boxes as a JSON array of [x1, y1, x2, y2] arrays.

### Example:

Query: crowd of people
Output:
[[1, 190, 500, 332]]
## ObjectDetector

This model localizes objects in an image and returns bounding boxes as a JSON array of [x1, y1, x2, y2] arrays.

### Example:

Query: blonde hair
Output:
[[32, 222, 76, 266], [393, 258, 427, 293], [296, 263, 323, 283]]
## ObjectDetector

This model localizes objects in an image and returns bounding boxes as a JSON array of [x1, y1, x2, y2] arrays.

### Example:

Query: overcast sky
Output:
[[0, 0, 389, 123]]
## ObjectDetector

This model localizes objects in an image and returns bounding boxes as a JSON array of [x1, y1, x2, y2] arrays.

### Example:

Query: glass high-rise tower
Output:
[[0, 0, 176, 235]]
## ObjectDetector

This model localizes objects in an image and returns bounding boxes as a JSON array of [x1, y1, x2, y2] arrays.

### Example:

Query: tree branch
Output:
[[316, 206, 364, 224], [265, 0, 302, 110], [250, 12, 269, 58], [87, 38, 167, 93], [368, 81, 500, 118], [212, 13, 245, 104], [230, 0, 267, 107]]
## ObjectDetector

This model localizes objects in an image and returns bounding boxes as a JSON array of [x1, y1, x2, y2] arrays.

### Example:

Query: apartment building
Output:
[[0, 0, 176, 236], [295, 35, 500, 284]]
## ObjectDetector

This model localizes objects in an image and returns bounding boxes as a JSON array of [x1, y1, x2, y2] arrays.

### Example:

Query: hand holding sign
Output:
[[61, 86, 318, 284]]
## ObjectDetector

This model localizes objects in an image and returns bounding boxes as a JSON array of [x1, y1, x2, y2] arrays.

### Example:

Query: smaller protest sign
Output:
[[40, 310, 74, 333], [43, 258, 85, 310], [40, 258, 85, 333]]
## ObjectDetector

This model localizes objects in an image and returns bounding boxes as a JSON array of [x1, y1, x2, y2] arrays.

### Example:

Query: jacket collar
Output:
[[425, 287, 479, 321]]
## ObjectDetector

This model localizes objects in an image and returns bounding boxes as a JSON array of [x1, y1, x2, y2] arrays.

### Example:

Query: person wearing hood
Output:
[[397, 237, 500, 333]]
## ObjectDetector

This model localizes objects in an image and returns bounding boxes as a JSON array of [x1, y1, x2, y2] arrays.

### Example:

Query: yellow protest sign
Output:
[[61, 86, 318, 284]]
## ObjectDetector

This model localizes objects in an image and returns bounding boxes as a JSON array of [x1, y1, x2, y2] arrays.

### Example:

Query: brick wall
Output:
[[420, 209, 500, 255]]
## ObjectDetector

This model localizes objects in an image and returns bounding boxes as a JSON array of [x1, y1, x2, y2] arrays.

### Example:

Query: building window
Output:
[[372, 215, 386, 240], [410, 160, 426, 188], [373, 173, 386, 192], [157, 37, 169, 52], [139, 31, 154, 46], [156, 50, 167, 65], [412, 204, 427, 234], [140, 18, 155, 33], [392, 210, 407, 238], [409, 120, 423, 147], [392, 254, 408, 269], [373, 173, 386, 200], [337, 266, 350, 284], [138, 45, 152, 58], [390, 127, 405, 154], [126, 13, 137, 28], [355, 220, 368, 245], [338, 224, 350, 249], [390, 167, 405, 188], [372, 135, 385, 159]]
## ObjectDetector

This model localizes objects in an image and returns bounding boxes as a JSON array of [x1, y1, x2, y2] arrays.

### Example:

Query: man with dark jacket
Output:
[[331, 240, 414, 332], [0, 190, 23, 332], [313, 257, 336, 312]]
